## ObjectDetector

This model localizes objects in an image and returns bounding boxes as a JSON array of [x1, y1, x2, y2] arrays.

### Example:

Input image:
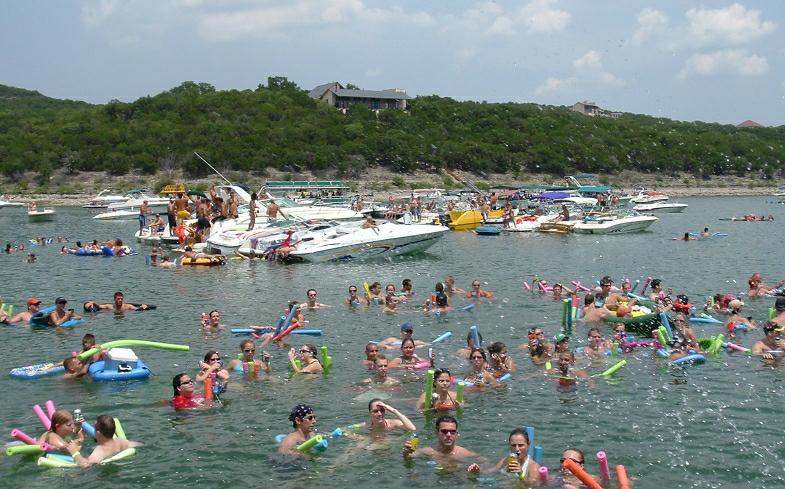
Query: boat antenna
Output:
[[193, 152, 232, 185]]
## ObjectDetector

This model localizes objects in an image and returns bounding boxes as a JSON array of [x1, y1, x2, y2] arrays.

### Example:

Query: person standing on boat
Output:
[[166, 198, 177, 236], [247, 192, 257, 231], [138, 200, 151, 235], [267, 199, 280, 221]]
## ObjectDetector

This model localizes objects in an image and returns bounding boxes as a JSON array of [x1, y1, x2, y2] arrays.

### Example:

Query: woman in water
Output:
[[583, 328, 612, 359], [557, 448, 598, 489], [724, 299, 756, 338], [748, 272, 785, 298], [288, 343, 323, 374], [226, 339, 271, 376], [354, 399, 416, 433], [523, 328, 553, 365], [417, 368, 462, 411], [388, 338, 426, 369], [551, 351, 590, 386], [671, 312, 700, 351], [196, 351, 230, 393], [465, 279, 496, 300], [345, 285, 361, 306], [423, 282, 451, 314], [38, 410, 84, 452], [171, 373, 207, 410], [462, 348, 498, 387], [487, 341, 516, 376], [467, 428, 541, 482]]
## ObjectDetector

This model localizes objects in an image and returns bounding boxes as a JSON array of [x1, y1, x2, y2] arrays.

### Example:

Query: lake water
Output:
[[1, 197, 783, 488]]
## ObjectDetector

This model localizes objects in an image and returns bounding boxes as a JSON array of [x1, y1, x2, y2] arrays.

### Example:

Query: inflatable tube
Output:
[[470, 325, 481, 348], [30, 319, 84, 330], [690, 315, 722, 324], [29, 306, 56, 326], [181, 256, 226, 266], [604, 300, 661, 337], [424, 369, 435, 410], [616, 465, 631, 489], [732, 323, 748, 333], [671, 354, 706, 365], [10, 362, 65, 379], [79, 340, 190, 362], [597, 451, 610, 480], [431, 331, 452, 344], [601, 360, 626, 377], [33, 404, 50, 429], [88, 359, 151, 381], [101, 246, 115, 256], [563, 458, 603, 489]]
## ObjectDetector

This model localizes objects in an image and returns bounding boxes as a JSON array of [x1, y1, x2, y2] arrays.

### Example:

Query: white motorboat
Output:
[[633, 202, 688, 214], [289, 222, 449, 262], [507, 213, 560, 232], [107, 190, 171, 213], [82, 189, 128, 208], [629, 189, 669, 204], [0, 197, 25, 208], [572, 214, 658, 234], [93, 209, 140, 221], [236, 221, 364, 258], [28, 205, 56, 222], [262, 194, 364, 221]]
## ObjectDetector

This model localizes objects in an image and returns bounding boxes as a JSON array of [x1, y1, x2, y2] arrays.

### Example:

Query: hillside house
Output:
[[309, 82, 411, 112], [571, 101, 621, 119]]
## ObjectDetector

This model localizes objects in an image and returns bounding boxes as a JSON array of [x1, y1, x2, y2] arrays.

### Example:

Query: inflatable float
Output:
[[87, 349, 150, 381], [604, 300, 662, 337], [37, 418, 135, 468], [9, 362, 65, 379], [181, 255, 226, 266], [29, 306, 84, 329]]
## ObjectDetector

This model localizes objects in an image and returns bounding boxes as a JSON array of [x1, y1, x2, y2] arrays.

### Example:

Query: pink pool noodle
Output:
[[45, 400, 56, 418], [597, 451, 611, 480], [571, 281, 591, 292], [32, 404, 50, 430], [725, 342, 749, 352], [11, 429, 38, 445], [537, 281, 548, 293], [523, 282, 531, 291], [538, 466, 549, 482]]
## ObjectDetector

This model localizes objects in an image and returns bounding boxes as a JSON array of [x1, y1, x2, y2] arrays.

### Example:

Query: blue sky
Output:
[[2, 1, 783, 125]]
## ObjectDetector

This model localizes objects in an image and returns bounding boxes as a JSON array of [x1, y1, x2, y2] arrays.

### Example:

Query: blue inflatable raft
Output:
[[88, 358, 150, 381]]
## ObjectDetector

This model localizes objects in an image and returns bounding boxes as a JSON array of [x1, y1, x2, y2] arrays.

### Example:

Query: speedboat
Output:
[[106, 190, 171, 213], [236, 221, 364, 258], [289, 222, 449, 262], [93, 209, 140, 221], [507, 213, 560, 232], [572, 214, 658, 234], [629, 189, 669, 204], [82, 189, 128, 208], [28, 205, 56, 222], [0, 197, 25, 208], [633, 202, 688, 214]]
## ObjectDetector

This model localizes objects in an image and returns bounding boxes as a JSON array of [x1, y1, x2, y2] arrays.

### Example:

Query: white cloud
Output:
[[573, 50, 601, 70], [678, 49, 769, 78], [519, 0, 570, 33], [487, 16, 516, 36], [80, 0, 122, 27], [536, 76, 576, 94], [597, 72, 624, 86], [686, 3, 777, 45], [632, 8, 668, 43], [455, 47, 478, 64]]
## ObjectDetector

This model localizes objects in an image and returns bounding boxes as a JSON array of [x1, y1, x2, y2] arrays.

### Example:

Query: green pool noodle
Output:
[[612, 341, 619, 357], [710, 334, 725, 355], [292, 359, 302, 370], [6, 444, 45, 456], [601, 360, 627, 377], [544, 360, 552, 370], [561, 299, 568, 331], [79, 340, 190, 361], [424, 369, 435, 410], [296, 434, 324, 452], [8, 304, 13, 316], [698, 338, 713, 350], [320, 345, 332, 373], [0, 303, 5, 313], [456, 382, 465, 404], [113, 418, 127, 439], [769, 308, 776, 320], [656, 328, 669, 349]]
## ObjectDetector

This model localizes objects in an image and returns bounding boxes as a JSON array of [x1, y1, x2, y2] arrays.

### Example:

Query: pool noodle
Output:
[[690, 315, 722, 324], [566, 300, 573, 335], [272, 320, 301, 342], [538, 466, 549, 482], [275, 305, 298, 338], [563, 458, 604, 489], [571, 281, 591, 292], [523, 281, 531, 291], [7, 304, 12, 316], [232, 327, 321, 336], [596, 451, 611, 480], [630, 279, 640, 293], [640, 276, 652, 295], [533, 445, 543, 464], [724, 342, 750, 353], [6, 443, 51, 456], [320, 345, 332, 373], [611, 341, 619, 357], [203, 376, 213, 401], [10, 428, 44, 447], [33, 404, 50, 429], [461, 303, 475, 312], [656, 327, 669, 349], [498, 373, 512, 382], [626, 292, 646, 301], [659, 313, 673, 340], [525, 426, 535, 457], [296, 434, 324, 452], [538, 281, 548, 293], [82, 421, 96, 440], [616, 464, 631, 489], [79, 340, 190, 361], [470, 325, 481, 348], [113, 418, 127, 439], [456, 382, 465, 404], [769, 308, 776, 320], [601, 360, 626, 377], [424, 369, 434, 410], [45, 400, 56, 418], [431, 331, 452, 344], [561, 299, 569, 331]]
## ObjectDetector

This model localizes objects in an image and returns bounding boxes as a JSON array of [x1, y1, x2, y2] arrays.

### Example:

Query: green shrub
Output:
[[392, 176, 405, 187], [475, 181, 490, 191]]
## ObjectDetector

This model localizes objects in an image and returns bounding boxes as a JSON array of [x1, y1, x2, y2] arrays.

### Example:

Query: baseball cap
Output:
[[728, 299, 744, 310], [27, 297, 42, 306], [553, 333, 570, 343], [775, 297, 785, 312], [400, 321, 414, 332], [55, 297, 67, 304]]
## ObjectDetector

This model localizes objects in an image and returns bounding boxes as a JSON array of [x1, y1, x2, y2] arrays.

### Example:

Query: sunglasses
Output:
[[179, 380, 193, 386], [300, 349, 312, 354], [439, 429, 457, 435], [308, 294, 317, 297], [349, 289, 357, 292], [472, 283, 481, 287], [210, 357, 220, 361], [304, 414, 316, 421], [561, 457, 584, 465], [243, 349, 255, 353]]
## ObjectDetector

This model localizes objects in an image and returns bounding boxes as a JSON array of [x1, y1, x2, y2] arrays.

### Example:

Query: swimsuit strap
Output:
[[521, 455, 530, 477]]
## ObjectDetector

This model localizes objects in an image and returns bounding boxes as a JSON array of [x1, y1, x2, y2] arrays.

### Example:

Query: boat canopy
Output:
[[575, 185, 611, 194], [540, 191, 572, 200]]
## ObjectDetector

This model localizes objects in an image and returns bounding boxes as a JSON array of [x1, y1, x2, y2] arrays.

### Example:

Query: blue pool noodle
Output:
[[659, 312, 673, 340]]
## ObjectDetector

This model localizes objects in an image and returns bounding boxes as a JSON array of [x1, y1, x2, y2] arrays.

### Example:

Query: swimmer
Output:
[[401, 278, 415, 297], [725, 299, 756, 338], [362, 355, 400, 386], [1, 297, 41, 324], [551, 282, 575, 300], [522, 328, 553, 365], [48, 297, 81, 327], [597, 276, 636, 308], [553, 333, 571, 354], [302, 288, 329, 309], [84, 291, 153, 312], [159, 256, 176, 268], [196, 351, 230, 392], [416, 368, 463, 411], [378, 322, 429, 350], [365, 281, 384, 305], [80, 333, 103, 363], [345, 285, 361, 306], [355, 399, 415, 433], [384, 283, 403, 303], [551, 351, 590, 385], [226, 339, 271, 374], [62, 356, 90, 380], [388, 337, 427, 369], [463, 348, 498, 387], [402, 415, 481, 464], [752, 322, 785, 361], [465, 279, 496, 300], [700, 227, 711, 238], [202, 309, 224, 330], [671, 312, 700, 351], [171, 373, 207, 410], [443, 275, 464, 297], [558, 448, 598, 489], [772, 297, 785, 328], [748, 272, 785, 298], [648, 279, 673, 312], [363, 342, 380, 368], [680, 232, 696, 241], [487, 341, 516, 376], [288, 344, 323, 374], [383, 294, 398, 314], [583, 328, 612, 359], [467, 428, 541, 481], [38, 410, 84, 452], [457, 330, 484, 358], [278, 404, 317, 455], [65, 415, 142, 467], [423, 282, 451, 313]]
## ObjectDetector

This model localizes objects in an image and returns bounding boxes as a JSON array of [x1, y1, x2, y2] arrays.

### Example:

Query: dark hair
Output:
[[563, 447, 585, 464], [587, 327, 600, 338], [209, 309, 220, 317], [402, 279, 412, 288], [302, 343, 318, 356], [95, 415, 116, 438], [368, 398, 384, 411], [468, 348, 487, 362], [307, 288, 317, 296], [82, 333, 96, 344], [239, 339, 254, 350], [173, 373, 188, 396], [650, 279, 662, 289], [114, 291, 124, 299], [466, 330, 484, 346], [584, 293, 595, 306], [400, 338, 416, 350], [435, 282, 445, 293], [365, 342, 378, 354], [203, 351, 220, 362], [433, 368, 451, 385], [487, 341, 506, 355], [251, 192, 258, 200], [508, 428, 530, 444], [63, 356, 81, 373], [435, 415, 458, 431]]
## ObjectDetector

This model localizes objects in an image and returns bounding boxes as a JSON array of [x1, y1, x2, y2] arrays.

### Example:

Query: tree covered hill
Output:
[[0, 78, 783, 182]]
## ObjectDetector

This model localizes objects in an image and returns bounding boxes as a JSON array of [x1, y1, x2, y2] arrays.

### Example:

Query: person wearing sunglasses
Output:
[[403, 415, 480, 464], [467, 428, 541, 481], [226, 339, 271, 375], [671, 313, 700, 351], [279, 404, 318, 455], [288, 343, 323, 374], [302, 289, 329, 310], [462, 348, 498, 387], [417, 368, 462, 411], [521, 328, 553, 365], [487, 341, 516, 376], [171, 373, 208, 410], [558, 448, 599, 488], [196, 351, 230, 394], [465, 279, 496, 300], [752, 321, 785, 361], [362, 354, 400, 386], [354, 399, 415, 434], [345, 285, 361, 306], [583, 328, 612, 359]]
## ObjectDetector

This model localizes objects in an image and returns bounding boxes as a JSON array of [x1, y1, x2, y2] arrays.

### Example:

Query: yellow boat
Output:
[[448, 209, 505, 231]]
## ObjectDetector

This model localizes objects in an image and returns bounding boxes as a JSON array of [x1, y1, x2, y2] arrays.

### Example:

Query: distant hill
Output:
[[0, 79, 782, 182], [0, 84, 91, 110]]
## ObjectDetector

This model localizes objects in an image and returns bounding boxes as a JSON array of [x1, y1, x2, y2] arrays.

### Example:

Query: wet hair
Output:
[[435, 415, 458, 431], [487, 341, 506, 355], [95, 415, 116, 438], [559, 350, 576, 362], [466, 330, 484, 346], [82, 333, 96, 346], [368, 398, 385, 411], [584, 294, 595, 306], [203, 351, 220, 362], [301, 344, 318, 356], [468, 347, 487, 362], [402, 278, 412, 288], [435, 282, 445, 293], [370, 282, 381, 290], [63, 356, 81, 373], [172, 373, 188, 396], [239, 339, 254, 350], [49, 410, 72, 434], [400, 338, 416, 350], [433, 367, 452, 385], [374, 353, 388, 363], [114, 291, 124, 299], [587, 327, 601, 338], [209, 309, 220, 318], [83, 301, 99, 312], [650, 279, 662, 289], [563, 448, 586, 464], [307, 288, 317, 297], [365, 342, 379, 354], [508, 428, 530, 444], [288, 404, 314, 427]]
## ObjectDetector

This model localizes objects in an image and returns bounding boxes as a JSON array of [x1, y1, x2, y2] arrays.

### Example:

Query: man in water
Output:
[[0, 297, 41, 324], [751, 321, 784, 361], [85, 291, 153, 312], [49, 297, 81, 327], [302, 289, 328, 309], [581, 294, 609, 324], [279, 404, 318, 455], [363, 355, 400, 386], [773, 298, 785, 328], [66, 415, 141, 467], [378, 322, 429, 350], [403, 415, 481, 464]]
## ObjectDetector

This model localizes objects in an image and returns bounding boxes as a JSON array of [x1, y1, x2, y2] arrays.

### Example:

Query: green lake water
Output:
[[1, 197, 784, 488]]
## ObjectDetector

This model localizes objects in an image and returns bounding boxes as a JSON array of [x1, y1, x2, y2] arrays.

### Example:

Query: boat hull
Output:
[[572, 216, 658, 234], [633, 204, 688, 214]]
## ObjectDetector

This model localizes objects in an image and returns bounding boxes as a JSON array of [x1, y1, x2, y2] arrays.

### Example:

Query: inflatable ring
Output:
[[181, 256, 226, 266]]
